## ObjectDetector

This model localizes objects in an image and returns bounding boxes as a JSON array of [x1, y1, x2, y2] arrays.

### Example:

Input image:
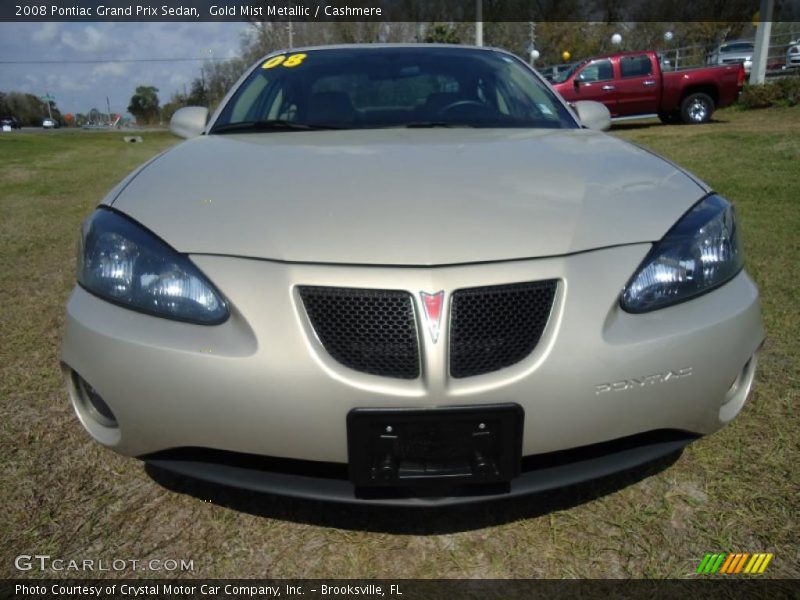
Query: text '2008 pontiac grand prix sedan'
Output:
[[61, 45, 764, 506]]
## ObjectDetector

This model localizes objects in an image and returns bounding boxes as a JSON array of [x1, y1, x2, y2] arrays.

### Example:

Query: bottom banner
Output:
[[3, 579, 800, 600]]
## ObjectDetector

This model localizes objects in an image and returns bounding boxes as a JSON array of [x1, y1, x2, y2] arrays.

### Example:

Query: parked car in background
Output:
[[42, 118, 58, 129], [551, 50, 745, 124], [707, 40, 754, 74], [1, 115, 21, 129], [788, 40, 800, 69]]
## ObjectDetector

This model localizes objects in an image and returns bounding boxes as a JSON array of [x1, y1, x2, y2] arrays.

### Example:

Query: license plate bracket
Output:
[[347, 404, 524, 487]]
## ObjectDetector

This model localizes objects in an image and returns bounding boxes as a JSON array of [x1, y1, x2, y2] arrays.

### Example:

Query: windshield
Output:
[[721, 43, 754, 53], [551, 61, 582, 83], [212, 47, 577, 132]]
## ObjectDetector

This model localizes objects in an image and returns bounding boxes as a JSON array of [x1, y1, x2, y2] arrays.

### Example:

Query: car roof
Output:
[[256, 43, 510, 61], [566, 50, 655, 64]]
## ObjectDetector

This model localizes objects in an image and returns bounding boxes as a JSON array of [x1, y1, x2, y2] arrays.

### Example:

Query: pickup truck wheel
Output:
[[681, 93, 714, 124]]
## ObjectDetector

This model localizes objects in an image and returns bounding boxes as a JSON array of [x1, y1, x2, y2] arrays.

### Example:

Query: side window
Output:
[[620, 55, 653, 78], [577, 60, 613, 82]]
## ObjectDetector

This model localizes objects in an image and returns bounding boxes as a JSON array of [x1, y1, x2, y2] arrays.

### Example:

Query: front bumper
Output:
[[144, 429, 698, 507], [62, 244, 763, 501]]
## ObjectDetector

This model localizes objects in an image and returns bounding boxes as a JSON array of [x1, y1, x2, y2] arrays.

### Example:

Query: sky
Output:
[[0, 22, 253, 116]]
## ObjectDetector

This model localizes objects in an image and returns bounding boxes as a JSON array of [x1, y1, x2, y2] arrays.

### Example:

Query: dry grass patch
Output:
[[1, 110, 798, 579]]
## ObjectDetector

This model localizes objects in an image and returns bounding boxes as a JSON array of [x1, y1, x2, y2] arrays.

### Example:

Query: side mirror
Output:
[[573, 100, 611, 131], [573, 77, 581, 89], [170, 106, 209, 139]]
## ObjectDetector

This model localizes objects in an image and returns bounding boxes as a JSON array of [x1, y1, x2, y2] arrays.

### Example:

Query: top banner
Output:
[[4, 0, 800, 22]]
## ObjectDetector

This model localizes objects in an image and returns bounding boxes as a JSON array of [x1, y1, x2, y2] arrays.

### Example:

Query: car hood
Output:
[[109, 128, 705, 266]]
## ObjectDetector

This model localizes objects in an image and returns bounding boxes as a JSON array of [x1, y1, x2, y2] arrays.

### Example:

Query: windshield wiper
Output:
[[211, 120, 344, 134]]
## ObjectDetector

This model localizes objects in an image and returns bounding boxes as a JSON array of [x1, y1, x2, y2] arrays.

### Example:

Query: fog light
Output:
[[723, 358, 754, 405], [72, 371, 117, 428], [63, 366, 121, 446], [719, 355, 757, 423]]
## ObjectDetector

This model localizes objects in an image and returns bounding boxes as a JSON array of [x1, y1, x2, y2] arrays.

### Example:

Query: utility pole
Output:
[[42, 93, 54, 119], [750, 0, 774, 84], [288, 22, 294, 49], [199, 48, 213, 107], [475, 0, 483, 47], [207, 48, 214, 106]]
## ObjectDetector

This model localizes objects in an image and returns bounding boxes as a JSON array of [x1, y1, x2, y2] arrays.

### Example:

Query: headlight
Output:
[[621, 194, 744, 313], [77, 209, 229, 324]]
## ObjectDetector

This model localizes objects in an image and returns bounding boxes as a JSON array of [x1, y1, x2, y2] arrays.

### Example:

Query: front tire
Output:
[[680, 93, 714, 124]]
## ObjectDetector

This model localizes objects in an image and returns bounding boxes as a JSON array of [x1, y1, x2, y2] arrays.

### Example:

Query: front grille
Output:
[[449, 280, 557, 378], [299, 286, 420, 379]]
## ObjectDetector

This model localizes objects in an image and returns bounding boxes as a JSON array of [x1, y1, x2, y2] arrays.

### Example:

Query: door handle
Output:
[[601, 85, 616, 91], [643, 80, 656, 86]]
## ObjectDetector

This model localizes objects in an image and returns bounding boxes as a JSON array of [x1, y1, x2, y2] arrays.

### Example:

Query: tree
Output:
[[161, 90, 187, 123], [203, 58, 248, 109], [128, 85, 160, 125], [0, 91, 61, 126], [424, 24, 462, 44], [187, 78, 209, 107]]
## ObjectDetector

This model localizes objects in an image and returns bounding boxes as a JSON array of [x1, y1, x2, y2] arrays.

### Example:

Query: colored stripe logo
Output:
[[696, 553, 773, 574]]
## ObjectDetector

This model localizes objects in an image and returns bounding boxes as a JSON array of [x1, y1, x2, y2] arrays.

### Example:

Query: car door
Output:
[[615, 54, 660, 116], [569, 59, 618, 115]]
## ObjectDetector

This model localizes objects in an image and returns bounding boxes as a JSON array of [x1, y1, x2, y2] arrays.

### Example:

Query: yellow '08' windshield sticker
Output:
[[262, 53, 308, 69]]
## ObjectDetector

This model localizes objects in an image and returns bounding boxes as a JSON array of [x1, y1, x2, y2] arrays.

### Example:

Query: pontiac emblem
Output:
[[420, 291, 444, 343]]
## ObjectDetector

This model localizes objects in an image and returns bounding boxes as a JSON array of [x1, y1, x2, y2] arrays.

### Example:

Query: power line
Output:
[[0, 57, 230, 64]]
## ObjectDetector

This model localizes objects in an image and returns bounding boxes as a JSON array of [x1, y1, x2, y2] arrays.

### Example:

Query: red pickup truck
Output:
[[550, 50, 745, 124]]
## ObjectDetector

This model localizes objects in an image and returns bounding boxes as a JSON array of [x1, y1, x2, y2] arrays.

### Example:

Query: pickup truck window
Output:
[[577, 60, 613, 82], [620, 55, 653, 78]]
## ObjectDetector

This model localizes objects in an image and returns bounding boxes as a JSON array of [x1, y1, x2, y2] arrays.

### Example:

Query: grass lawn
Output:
[[1, 108, 798, 579]]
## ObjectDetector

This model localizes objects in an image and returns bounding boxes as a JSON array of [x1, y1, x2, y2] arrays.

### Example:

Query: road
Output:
[[2, 126, 168, 134]]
